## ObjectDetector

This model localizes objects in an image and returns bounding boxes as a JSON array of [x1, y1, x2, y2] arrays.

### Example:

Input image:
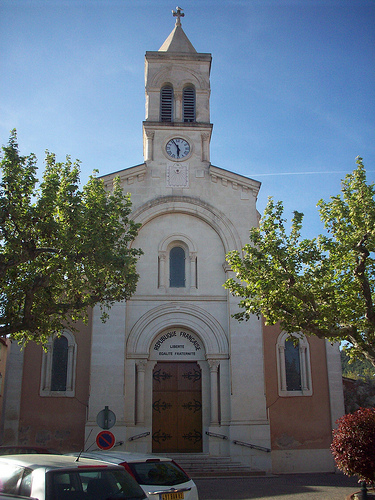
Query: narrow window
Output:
[[285, 338, 302, 391], [160, 85, 173, 122], [169, 246, 185, 287], [40, 331, 77, 397], [183, 86, 195, 122], [276, 332, 312, 396], [51, 336, 68, 391]]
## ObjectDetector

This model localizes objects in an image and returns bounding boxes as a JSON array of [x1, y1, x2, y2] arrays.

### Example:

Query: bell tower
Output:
[[143, 7, 213, 182]]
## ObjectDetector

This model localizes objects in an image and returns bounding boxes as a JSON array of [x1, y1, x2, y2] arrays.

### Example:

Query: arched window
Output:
[[276, 332, 312, 396], [169, 246, 186, 287], [40, 331, 77, 397], [285, 338, 302, 391], [160, 85, 173, 122], [51, 336, 69, 391], [158, 235, 197, 290], [183, 86, 195, 122]]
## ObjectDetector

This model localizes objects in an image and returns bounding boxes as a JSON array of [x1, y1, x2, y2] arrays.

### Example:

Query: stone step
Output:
[[167, 454, 267, 478]]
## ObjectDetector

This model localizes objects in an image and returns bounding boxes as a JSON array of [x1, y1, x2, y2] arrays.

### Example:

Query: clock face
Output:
[[165, 138, 190, 160]]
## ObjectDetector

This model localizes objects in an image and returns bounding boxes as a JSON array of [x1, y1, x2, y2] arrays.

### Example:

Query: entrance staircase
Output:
[[168, 454, 267, 479]]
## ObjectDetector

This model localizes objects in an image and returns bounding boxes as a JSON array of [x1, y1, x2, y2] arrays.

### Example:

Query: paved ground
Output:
[[194, 473, 363, 500]]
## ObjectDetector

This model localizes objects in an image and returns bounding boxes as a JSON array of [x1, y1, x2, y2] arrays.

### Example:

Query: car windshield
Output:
[[127, 461, 189, 487], [47, 468, 146, 500]]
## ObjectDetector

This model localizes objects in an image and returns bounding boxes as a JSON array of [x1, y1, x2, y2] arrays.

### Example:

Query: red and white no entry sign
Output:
[[96, 430, 116, 450]]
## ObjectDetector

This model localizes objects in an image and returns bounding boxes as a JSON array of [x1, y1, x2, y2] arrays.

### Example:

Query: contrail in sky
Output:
[[248, 170, 375, 177]]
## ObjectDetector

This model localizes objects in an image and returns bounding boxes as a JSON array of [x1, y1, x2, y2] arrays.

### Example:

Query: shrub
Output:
[[331, 407, 375, 485]]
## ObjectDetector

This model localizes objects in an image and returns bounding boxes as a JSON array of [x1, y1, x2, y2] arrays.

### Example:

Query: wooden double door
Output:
[[152, 362, 202, 453]]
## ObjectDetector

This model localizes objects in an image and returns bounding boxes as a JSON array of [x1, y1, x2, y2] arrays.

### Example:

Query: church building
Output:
[[1, 8, 345, 474]]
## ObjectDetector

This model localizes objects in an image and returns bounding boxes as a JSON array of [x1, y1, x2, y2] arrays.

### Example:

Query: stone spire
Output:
[[159, 7, 197, 53]]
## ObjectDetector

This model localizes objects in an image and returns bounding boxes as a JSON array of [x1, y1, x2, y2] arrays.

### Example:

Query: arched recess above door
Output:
[[127, 302, 228, 358], [131, 196, 242, 254]]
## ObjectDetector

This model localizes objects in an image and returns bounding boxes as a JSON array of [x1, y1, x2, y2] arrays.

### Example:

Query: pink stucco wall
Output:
[[263, 322, 333, 452], [18, 320, 92, 452]]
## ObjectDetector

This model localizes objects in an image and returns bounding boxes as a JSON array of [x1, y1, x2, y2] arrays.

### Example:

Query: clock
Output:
[[165, 138, 190, 160]]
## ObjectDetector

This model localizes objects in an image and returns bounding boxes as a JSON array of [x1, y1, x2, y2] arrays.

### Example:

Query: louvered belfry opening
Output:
[[183, 86, 195, 122], [160, 85, 173, 121]]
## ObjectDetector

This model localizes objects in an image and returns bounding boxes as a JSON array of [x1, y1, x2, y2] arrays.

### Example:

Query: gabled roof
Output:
[[159, 24, 197, 54]]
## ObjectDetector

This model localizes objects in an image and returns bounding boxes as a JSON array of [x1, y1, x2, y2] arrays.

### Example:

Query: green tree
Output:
[[0, 131, 143, 345], [225, 158, 375, 367], [341, 350, 374, 379], [341, 350, 375, 413]]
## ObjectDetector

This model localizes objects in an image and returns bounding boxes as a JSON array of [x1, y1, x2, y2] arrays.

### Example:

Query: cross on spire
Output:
[[172, 6, 184, 27]]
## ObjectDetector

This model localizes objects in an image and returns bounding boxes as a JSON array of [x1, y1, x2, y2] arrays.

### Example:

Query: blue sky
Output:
[[1, 0, 374, 240]]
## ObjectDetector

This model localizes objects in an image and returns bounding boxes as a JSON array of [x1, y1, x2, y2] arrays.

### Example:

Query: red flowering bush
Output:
[[331, 407, 375, 485]]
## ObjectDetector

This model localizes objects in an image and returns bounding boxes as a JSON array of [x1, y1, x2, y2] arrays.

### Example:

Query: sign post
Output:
[[96, 406, 116, 430], [96, 430, 116, 450]]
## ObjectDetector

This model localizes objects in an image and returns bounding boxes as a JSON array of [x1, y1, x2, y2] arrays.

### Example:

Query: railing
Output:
[[128, 431, 150, 441], [205, 432, 270, 452], [127, 430, 270, 452], [205, 431, 228, 440], [233, 440, 271, 453], [113, 441, 124, 448]]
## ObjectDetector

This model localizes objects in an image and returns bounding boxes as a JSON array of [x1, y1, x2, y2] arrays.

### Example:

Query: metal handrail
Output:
[[128, 431, 150, 441], [205, 431, 228, 440], [233, 439, 271, 453], [113, 441, 124, 448]]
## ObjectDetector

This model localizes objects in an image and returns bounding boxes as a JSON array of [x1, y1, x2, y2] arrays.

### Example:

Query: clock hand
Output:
[[170, 139, 179, 157]]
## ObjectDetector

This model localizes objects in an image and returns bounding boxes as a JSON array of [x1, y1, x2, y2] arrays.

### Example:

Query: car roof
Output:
[[0, 446, 59, 454], [69, 450, 172, 463], [0, 446, 51, 451], [0, 454, 125, 470]]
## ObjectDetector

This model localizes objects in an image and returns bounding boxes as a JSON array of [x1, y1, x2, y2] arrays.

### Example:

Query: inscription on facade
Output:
[[150, 329, 204, 360]]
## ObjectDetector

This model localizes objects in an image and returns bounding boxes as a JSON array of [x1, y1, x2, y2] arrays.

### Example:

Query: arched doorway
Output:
[[150, 328, 205, 453], [152, 361, 202, 453]]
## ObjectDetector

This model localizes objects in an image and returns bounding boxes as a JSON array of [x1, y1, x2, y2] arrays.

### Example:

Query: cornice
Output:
[[209, 165, 261, 195], [143, 121, 212, 131], [146, 51, 212, 63], [99, 163, 147, 184]]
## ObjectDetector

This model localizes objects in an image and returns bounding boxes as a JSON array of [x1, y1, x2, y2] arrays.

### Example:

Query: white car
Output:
[[68, 451, 199, 500], [0, 454, 147, 500]]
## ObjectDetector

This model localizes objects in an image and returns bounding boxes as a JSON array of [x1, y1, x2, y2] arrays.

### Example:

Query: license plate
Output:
[[161, 493, 184, 500]]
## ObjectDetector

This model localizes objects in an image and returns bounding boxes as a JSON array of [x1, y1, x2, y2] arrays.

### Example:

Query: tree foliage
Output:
[[341, 349, 375, 379], [343, 377, 375, 414], [225, 158, 375, 367], [0, 131, 143, 345], [341, 350, 375, 413], [331, 408, 375, 485]]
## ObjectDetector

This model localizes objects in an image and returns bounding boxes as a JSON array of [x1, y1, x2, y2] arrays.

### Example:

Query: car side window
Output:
[[128, 461, 189, 486], [0, 464, 25, 494], [48, 469, 146, 500]]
